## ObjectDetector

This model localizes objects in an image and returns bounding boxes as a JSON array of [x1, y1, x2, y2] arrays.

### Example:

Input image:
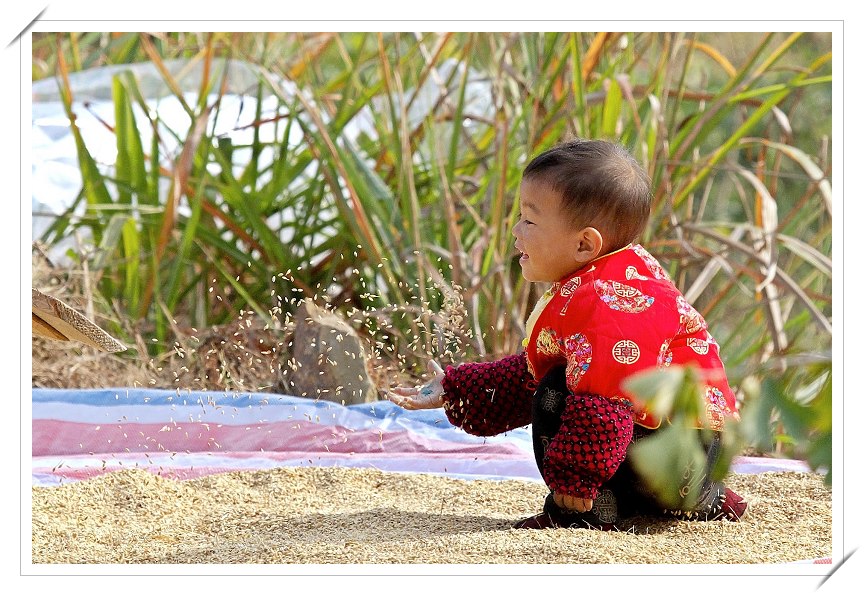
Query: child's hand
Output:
[[387, 360, 445, 410], [553, 491, 594, 513]]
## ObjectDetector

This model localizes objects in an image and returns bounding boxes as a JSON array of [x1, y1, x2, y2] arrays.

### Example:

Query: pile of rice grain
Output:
[[31, 466, 831, 565]]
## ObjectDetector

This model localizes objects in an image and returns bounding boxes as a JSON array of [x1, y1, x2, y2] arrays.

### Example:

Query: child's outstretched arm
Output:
[[389, 353, 535, 436], [387, 360, 446, 410]]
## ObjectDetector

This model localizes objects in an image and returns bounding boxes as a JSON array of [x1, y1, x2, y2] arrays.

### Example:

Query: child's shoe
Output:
[[712, 487, 748, 520], [663, 484, 747, 521]]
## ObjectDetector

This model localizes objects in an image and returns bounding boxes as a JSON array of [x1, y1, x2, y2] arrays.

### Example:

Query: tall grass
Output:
[[32, 31, 832, 468]]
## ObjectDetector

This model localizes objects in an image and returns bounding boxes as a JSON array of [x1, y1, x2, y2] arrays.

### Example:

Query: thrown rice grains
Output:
[[31, 467, 831, 565]]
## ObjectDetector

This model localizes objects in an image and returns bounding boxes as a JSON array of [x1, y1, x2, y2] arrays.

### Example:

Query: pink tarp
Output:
[[31, 387, 819, 485]]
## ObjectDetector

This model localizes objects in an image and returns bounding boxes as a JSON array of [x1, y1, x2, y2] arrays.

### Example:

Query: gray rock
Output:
[[287, 299, 379, 405]]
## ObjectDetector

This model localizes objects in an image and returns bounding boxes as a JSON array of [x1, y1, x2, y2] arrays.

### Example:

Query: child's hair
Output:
[[522, 138, 652, 253]]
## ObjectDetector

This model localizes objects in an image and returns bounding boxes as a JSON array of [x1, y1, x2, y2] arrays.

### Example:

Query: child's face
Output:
[[513, 179, 588, 283]]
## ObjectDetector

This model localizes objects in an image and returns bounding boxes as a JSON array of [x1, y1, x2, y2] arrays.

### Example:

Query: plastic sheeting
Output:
[[33, 387, 540, 486], [32, 387, 816, 487]]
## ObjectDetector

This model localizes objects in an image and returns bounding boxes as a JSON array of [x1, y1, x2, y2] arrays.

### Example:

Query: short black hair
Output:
[[522, 138, 652, 252]]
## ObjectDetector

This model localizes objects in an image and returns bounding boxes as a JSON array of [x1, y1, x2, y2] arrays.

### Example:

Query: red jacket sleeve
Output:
[[542, 393, 634, 500], [440, 352, 535, 436]]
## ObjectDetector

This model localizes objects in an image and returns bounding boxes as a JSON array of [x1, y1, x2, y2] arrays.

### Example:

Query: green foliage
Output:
[[739, 361, 832, 483], [624, 359, 831, 503], [624, 366, 744, 508], [32, 32, 832, 461], [630, 417, 708, 510]]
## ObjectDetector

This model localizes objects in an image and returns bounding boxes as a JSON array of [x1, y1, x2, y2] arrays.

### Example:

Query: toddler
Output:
[[389, 138, 747, 529]]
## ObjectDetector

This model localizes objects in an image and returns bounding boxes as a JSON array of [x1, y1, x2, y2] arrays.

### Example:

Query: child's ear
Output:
[[575, 227, 604, 262]]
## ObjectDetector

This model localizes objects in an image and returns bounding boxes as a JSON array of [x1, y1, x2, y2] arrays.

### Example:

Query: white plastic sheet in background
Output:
[[31, 56, 493, 264], [32, 58, 298, 262]]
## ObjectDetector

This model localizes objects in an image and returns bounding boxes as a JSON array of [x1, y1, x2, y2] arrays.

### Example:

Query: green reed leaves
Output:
[[34, 32, 832, 463]]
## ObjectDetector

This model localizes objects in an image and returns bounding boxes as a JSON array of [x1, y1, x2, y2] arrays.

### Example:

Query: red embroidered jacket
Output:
[[440, 244, 739, 500]]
